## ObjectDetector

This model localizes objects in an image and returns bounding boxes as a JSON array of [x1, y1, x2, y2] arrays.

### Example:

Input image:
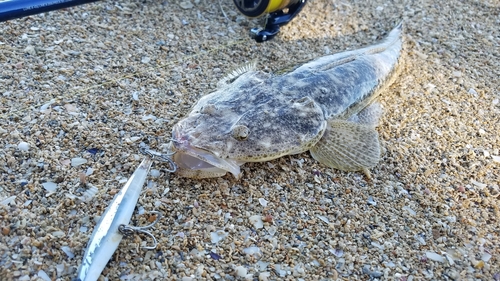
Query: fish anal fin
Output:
[[310, 120, 381, 172]]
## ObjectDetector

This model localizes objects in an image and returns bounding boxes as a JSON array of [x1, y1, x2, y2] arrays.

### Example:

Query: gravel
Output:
[[1, 0, 498, 280]]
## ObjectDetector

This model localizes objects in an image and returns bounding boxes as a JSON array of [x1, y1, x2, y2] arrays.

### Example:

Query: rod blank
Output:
[[0, 0, 100, 22]]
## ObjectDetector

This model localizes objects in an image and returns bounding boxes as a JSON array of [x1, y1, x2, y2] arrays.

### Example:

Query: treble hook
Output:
[[118, 211, 162, 250], [139, 146, 177, 173]]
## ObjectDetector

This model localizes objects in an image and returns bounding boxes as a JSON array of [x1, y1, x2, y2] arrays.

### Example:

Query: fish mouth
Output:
[[171, 140, 242, 178]]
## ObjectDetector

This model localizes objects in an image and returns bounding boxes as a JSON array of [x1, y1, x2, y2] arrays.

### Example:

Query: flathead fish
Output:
[[171, 23, 403, 178]]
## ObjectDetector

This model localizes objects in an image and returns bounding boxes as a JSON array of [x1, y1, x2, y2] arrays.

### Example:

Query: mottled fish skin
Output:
[[171, 24, 403, 178]]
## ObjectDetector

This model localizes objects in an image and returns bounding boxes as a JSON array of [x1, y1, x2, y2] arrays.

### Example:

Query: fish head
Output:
[[171, 90, 327, 179], [171, 104, 244, 179]]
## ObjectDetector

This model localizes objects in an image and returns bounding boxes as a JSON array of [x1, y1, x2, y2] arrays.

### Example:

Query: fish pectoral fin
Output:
[[310, 119, 381, 171]]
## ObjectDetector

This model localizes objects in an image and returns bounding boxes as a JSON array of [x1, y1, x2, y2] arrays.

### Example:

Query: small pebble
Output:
[[316, 215, 330, 224], [71, 158, 87, 167], [61, 246, 75, 259], [468, 88, 478, 96], [56, 264, 65, 275], [179, 1, 193, 9], [481, 253, 492, 262], [425, 252, 444, 262], [211, 231, 227, 244], [42, 182, 58, 192], [492, 155, 500, 163], [209, 252, 221, 260], [258, 198, 268, 207], [150, 169, 161, 177], [17, 141, 30, 151], [2, 226, 10, 235], [259, 272, 271, 281], [235, 266, 247, 277], [243, 246, 261, 256], [471, 180, 487, 189], [0, 196, 16, 206], [64, 103, 78, 113], [85, 167, 94, 176], [24, 45, 36, 55], [249, 215, 264, 229], [52, 231, 65, 238], [37, 270, 51, 281], [330, 248, 343, 257], [367, 196, 377, 206]]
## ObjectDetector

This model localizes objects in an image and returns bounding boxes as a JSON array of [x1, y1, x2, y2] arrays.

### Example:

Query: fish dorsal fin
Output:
[[310, 119, 381, 172], [218, 61, 257, 87], [318, 55, 358, 72]]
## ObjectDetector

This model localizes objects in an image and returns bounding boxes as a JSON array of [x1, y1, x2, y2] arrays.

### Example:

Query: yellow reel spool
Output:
[[233, 0, 299, 17], [266, 0, 294, 14]]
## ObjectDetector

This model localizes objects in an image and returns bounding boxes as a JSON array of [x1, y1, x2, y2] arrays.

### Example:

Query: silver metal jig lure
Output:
[[76, 148, 176, 281]]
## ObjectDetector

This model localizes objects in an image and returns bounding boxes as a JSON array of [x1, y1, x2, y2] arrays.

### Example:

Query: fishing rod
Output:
[[0, 0, 99, 22], [0, 0, 307, 42]]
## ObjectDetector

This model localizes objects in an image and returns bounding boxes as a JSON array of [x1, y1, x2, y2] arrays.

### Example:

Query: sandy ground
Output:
[[0, 0, 499, 280]]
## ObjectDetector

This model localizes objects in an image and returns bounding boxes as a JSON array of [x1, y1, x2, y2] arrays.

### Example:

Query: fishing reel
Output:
[[233, 0, 308, 42]]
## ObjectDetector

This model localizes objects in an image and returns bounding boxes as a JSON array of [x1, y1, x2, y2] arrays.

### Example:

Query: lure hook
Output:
[[118, 211, 162, 250], [139, 146, 177, 172]]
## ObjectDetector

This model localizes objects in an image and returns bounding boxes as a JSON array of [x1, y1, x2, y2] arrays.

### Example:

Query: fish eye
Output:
[[232, 125, 249, 141]]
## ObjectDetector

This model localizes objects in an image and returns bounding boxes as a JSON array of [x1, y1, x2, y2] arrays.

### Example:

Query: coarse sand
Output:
[[0, 0, 499, 280]]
